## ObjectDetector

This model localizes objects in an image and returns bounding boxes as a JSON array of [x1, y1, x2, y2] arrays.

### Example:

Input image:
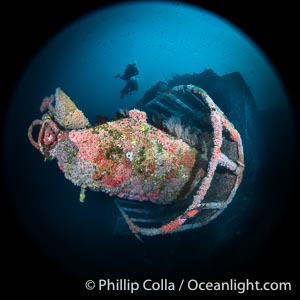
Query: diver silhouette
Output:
[[114, 62, 139, 98]]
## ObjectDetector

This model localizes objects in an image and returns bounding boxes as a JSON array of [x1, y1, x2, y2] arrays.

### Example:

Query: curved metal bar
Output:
[[28, 120, 44, 150]]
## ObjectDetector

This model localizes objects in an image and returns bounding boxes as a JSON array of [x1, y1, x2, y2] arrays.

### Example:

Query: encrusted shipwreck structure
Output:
[[28, 84, 244, 239]]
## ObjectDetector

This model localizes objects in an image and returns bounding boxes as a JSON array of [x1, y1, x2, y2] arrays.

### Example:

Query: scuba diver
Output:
[[114, 62, 139, 98]]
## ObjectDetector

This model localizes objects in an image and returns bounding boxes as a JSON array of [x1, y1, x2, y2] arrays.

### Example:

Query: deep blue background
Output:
[[1, 0, 299, 297]]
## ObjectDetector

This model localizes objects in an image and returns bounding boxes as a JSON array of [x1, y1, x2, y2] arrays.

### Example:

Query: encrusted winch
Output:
[[28, 85, 244, 240]]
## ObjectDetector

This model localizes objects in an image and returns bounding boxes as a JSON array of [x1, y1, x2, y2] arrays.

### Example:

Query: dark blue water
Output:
[[3, 1, 297, 295]]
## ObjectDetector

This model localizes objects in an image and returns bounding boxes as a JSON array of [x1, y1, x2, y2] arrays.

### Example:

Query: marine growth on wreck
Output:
[[28, 85, 244, 239]]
